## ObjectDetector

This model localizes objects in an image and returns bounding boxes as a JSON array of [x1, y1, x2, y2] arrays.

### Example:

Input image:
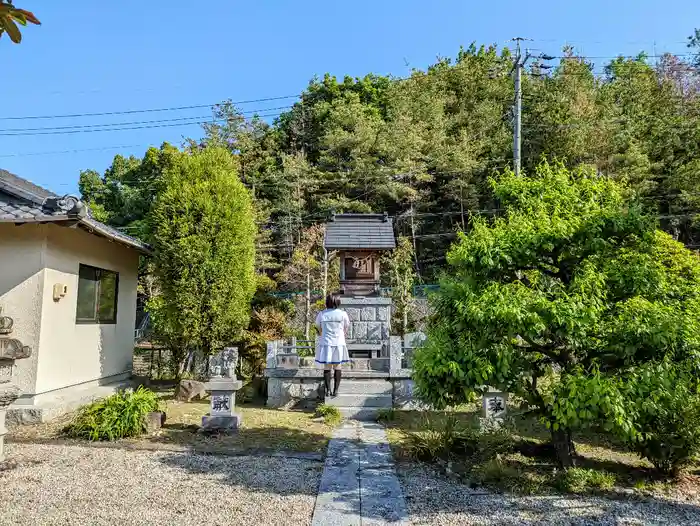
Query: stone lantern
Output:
[[0, 308, 32, 462]]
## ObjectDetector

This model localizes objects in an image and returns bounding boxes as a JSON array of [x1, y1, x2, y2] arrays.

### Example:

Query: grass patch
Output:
[[553, 467, 616, 494], [315, 404, 342, 426], [11, 390, 334, 455], [381, 406, 693, 496]]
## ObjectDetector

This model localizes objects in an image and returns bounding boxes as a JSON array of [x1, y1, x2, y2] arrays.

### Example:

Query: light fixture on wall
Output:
[[53, 284, 68, 302]]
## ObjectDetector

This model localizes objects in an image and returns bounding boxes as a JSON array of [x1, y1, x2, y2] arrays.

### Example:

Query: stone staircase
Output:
[[324, 379, 393, 420]]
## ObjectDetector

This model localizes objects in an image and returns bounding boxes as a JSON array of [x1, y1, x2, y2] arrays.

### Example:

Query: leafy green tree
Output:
[[277, 224, 326, 339], [412, 162, 700, 468], [0, 1, 39, 44], [79, 143, 179, 241], [621, 359, 700, 475], [382, 236, 417, 335], [147, 147, 256, 370]]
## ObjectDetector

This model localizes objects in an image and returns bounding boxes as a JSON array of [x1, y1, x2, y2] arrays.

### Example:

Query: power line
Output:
[[0, 106, 292, 133], [0, 144, 147, 158], [0, 111, 285, 136], [0, 95, 298, 121]]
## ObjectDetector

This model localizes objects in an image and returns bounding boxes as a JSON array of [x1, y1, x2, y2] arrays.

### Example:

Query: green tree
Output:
[[277, 224, 326, 339], [382, 236, 417, 335], [147, 147, 256, 370], [79, 143, 178, 241], [412, 162, 700, 468], [689, 28, 700, 67], [0, 1, 39, 43]]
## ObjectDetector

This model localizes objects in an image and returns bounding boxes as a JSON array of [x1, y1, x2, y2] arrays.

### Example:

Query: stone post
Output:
[[481, 388, 508, 430], [201, 347, 243, 434], [0, 308, 32, 463], [266, 340, 281, 369], [389, 336, 402, 375]]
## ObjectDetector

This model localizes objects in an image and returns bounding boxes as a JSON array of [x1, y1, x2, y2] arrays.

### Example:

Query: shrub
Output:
[[148, 147, 256, 370], [315, 403, 342, 426], [404, 413, 464, 461], [469, 457, 541, 493], [375, 408, 397, 423], [620, 360, 700, 475], [403, 413, 514, 463], [65, 387, 160, 441], [553, 467, 616, 494]]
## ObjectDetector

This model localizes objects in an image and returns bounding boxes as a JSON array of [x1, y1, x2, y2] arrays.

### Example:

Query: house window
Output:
[[76, 264, 119, 324]]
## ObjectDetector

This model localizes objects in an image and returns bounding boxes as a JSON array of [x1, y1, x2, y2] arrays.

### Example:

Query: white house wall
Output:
[[0, 223, 47, 394], [35, 224, 139, 395]]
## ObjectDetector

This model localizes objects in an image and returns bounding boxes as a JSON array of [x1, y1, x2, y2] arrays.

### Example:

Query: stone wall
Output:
[[340, 297, 392, 344], [266, 377, 324, 409]]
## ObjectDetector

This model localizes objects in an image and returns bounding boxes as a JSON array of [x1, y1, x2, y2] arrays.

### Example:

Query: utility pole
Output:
[[509, 37, 553, 176], [513, 55, 523, 176], [511, 37, 530, 177]]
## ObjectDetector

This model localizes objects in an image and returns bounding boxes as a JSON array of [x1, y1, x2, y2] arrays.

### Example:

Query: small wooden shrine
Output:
[[324, 213, 396, 296]]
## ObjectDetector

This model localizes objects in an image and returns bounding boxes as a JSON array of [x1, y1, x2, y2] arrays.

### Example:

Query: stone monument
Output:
[[0, 308, 32, 462], [200, 347, 243, 433], [481, 388, 508, 430]]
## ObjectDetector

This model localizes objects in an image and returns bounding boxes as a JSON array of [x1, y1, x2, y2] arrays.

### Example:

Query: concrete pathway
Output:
[[312, 420, 409, 526]]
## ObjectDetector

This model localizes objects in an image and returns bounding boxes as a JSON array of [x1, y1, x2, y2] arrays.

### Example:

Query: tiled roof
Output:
[[0, 169, 151, 254], [324, 213, 396, 250], [0, 190, 67, 221]]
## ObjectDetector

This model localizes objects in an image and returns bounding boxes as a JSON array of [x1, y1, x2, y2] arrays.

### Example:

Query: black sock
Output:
[[333, 368, 342, 395], [323, 370, 331, 395]]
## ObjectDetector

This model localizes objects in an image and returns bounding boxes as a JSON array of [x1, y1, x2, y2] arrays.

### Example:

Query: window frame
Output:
[[75, 264, 119, 325]]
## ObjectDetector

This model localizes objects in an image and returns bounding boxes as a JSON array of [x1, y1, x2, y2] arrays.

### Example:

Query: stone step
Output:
[[338, 407, 382, 421], [326, 393, 392, 408], [334, 380, 393, 395]]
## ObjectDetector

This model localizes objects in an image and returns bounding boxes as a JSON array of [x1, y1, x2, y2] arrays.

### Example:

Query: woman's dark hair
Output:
[[325, 293, 341, 310]]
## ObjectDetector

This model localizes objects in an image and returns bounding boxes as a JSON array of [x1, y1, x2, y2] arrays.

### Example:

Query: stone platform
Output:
[[265, 367, 416, 413], [7, 373, 132, 425]]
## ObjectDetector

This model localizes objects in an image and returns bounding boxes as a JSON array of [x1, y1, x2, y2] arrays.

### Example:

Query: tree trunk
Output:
[[304, 269, 311, 340], [401, 295, 408, 336], [322, 248, 328, 299], [551, 427, 576, 469]]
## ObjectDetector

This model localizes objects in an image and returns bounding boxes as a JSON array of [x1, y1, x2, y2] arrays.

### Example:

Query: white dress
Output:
[[315, 308, 351, 365]]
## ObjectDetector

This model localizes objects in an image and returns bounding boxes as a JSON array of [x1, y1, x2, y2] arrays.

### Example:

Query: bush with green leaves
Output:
[[65, 387, 160, 441], [375, 408, 397, 423], [315, 403, 342, 426], [148, 147, 256, 372], [413, 162, 700, 468], [621, 360, 700, 475]]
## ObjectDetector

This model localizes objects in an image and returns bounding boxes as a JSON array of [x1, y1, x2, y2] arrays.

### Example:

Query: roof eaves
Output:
[[79, 217, 152, 255]]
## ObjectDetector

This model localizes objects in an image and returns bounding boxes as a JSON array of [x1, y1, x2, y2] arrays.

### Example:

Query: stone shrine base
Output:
[[200, 414, 242, 434], [266, 368, 417, 414]]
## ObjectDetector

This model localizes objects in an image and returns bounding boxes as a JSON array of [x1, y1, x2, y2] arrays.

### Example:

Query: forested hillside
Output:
[[80, 38, 700, 283]]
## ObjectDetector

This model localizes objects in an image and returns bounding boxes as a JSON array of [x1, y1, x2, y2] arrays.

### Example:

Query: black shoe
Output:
[[323, 370, 332, 397], [332, 368, 342, 397]]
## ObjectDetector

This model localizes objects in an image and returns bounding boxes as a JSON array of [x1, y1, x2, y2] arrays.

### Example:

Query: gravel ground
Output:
[[0, 443, 323, 526], [398, 462, 700, 525]]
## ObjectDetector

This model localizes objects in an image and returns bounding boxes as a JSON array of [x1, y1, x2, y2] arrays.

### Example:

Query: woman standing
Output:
[[315, 293, 350, 397]]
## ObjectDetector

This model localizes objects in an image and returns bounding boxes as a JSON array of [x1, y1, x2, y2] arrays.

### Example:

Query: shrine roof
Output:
[[324, 213, 396, 250]]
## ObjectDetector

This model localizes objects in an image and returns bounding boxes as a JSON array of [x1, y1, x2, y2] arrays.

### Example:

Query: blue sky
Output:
[[1, 0, 698, 194]]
